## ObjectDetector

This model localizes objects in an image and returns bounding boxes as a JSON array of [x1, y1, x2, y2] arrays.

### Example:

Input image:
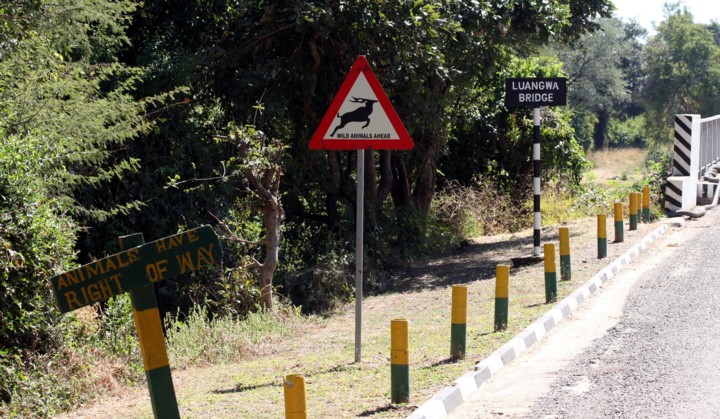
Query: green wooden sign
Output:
[[50, 225, 222, 313]]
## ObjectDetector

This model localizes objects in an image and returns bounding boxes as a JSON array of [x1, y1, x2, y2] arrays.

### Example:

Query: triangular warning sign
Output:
[[309, 56, 414, 150]]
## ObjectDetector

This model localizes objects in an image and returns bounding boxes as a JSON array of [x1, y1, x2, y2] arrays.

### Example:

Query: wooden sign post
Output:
[[49, 225, 223, 418]]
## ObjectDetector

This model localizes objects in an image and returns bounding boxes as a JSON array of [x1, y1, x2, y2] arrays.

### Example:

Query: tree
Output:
[[555, 18, 646, 149], [0, 0, 151, 410], [641, 4, 720, 144], [213, 127, 285, 310], [108, 0, 613, 312]]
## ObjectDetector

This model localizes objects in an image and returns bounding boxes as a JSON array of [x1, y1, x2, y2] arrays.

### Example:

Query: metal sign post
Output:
[[310, 56, 413, 362], [505, 77, 567, 257], [355, 149, 365, 362], [533, 107, 542, 256]]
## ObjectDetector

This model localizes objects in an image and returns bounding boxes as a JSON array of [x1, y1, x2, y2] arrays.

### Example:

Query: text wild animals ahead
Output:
[[331, 97, 378, 136]]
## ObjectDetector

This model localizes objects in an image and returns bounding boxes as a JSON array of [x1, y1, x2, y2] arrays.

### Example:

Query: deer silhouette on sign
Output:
[[330, 97, 378, 136]]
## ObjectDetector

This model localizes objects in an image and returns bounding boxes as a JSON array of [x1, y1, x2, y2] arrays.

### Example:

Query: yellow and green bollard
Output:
[[629, 193, 639, 231], [118, 234, 180, 419], [597, 214, 607, 259], [642, 186, 651, 222], [450, 285, 467, 359], [544, 243, 557, 303], [614, 202, 624, 243], [559, 227, 571, 281], [494, 265, 510, 331], [391, 319, 409, 404]]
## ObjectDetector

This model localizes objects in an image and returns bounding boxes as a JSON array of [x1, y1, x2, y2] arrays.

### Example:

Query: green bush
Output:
[[608, 116, 647, 148], [0, 133, 77, 352]]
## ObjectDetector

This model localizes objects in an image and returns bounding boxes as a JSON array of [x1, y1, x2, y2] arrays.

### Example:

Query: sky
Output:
[[613, 0, 719, 35]]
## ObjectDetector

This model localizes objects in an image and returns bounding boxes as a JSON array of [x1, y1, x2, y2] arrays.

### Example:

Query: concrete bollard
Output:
[[543, 243, 557, 304], [597, 214, 607, 259], [614, 202, 624, 243], [391, 319, 409, 404], [284, 374, 307, 419], [642, 186, 651, 222], [629, 193, 638, 231], [559, 227, 571, 281], [494, 265, 510, 331], [450, 285, 467, 359]]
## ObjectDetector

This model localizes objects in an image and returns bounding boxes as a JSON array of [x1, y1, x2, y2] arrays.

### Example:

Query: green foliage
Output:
[[0, 132, 76, 351], [551, 17, 647, 149], [642, 5, 720, 145], [643, 146, 674, 210], [93, 296, 142, 371], [0, 302, 143, 416], [608, 115, 647, 148], [444, 55, 588, 191]]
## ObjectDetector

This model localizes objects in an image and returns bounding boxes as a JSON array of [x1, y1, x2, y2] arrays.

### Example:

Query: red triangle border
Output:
[[309, 56, 414, 150]]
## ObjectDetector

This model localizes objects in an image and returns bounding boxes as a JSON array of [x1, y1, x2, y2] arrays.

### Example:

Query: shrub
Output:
[[433, 177, 530, 237]]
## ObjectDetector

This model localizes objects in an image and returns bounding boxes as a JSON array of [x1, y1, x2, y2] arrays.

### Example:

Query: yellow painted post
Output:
[[559, 227, 571, 281], [629, 193, 638, 231], [494, 265, 510, 331], [284, 374, 307, 419], [642, 186, 651, 222], [391, 319, 409, 403], [543, 243, 557, 303], [597, 214, 607, 259], [450, 286, 467, 359], [614, 202, 624, 243], [119, 234, 180, 419]]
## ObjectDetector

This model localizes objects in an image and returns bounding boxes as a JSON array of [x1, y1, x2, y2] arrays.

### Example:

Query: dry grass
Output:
[[586, 147, 646, 186], [57, 215, 670, 419], [53, 147, 660, 418]]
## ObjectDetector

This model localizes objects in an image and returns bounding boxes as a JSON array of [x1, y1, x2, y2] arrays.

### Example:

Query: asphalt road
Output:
[[449, 210, 720, 418]]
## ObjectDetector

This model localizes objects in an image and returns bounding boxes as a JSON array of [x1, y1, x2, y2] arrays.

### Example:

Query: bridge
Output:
[[665, 113, 720, 212]]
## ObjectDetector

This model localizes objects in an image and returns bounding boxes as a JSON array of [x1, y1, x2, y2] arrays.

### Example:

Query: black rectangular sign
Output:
[[505, 77, 567, 107]]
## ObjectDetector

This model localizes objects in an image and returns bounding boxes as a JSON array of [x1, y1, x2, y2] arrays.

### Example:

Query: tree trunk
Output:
[[260, 196, 282, 310], [364, 149, 378, 231], [390, 154, 412, 209], [412, 143, 439, 215], [377, 150, 393, 205], [593, 110, 610, 150], [325, 150, 342, 230]]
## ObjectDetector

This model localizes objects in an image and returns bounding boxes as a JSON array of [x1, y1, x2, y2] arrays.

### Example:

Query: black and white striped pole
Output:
[[505, 77, 567, 257], [533, 107, 542, 256]]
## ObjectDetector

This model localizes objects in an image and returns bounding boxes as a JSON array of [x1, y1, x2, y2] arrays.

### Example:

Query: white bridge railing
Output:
[[666, 114, 720, 211]]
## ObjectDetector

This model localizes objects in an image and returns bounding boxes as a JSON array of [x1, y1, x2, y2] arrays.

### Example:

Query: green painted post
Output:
[[390, 319, 409, 404], [450, 286, 467, 359], [559, 227, 571, 281], [597, 214, 607, 259], [494, 265, 510, 331], [614, 203, 624, 243], [118, 234, 180, 419], [543, 243, 557, 304], [642, 186, 651, 222]]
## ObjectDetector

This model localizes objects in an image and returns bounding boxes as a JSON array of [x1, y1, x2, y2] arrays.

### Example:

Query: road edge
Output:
[[407, 219, 682, 419]]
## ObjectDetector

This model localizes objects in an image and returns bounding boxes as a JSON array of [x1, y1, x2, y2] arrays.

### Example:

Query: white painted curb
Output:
[[406, 222, 674, 419]]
